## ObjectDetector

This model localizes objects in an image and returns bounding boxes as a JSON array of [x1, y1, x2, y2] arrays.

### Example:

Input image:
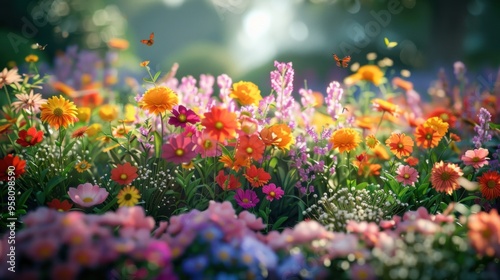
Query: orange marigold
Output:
[[329, 128, 361, 153], [40, 95, 79, 130], [423, 117, 449, 137], [260, 123, 294, 150], [139, 86, 178, 115], [230, 81, 262, 106], [385, 133, 414, 158], [372, 98, 401, 117]]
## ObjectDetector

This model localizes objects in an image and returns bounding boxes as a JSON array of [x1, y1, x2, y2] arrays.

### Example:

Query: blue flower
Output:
[[182, 255, 208, 276], [211, 243, 235, 266], [240, 236, 277, 269], [199, 225, 223, 243]]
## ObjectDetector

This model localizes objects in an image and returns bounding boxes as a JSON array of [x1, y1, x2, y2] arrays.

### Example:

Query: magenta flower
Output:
[[262, 183, 285, 201], [168, 105, 200, 128], [234, 189, 259, 209], [194, 131, 221, 158], [68, 183, 109, 208], [461, 148, 489, 169], [395, 165, 419, 186], [350, 263, 376, 280]]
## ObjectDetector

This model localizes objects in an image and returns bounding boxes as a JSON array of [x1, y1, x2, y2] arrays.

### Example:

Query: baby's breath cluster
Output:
[[306, 185, 407, 231]]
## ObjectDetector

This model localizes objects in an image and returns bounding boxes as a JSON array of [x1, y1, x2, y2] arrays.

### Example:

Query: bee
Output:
[[140, 32, 154, 46], [31, 43, 47, 50], [333, 54, 351, 68]]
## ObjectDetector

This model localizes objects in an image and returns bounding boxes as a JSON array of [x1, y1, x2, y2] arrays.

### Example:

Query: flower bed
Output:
[[0, 49, 499, 279]]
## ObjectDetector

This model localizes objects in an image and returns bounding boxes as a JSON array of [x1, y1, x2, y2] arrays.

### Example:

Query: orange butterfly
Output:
[[140, 32, 154, 46], [333, 54, 351, 68]]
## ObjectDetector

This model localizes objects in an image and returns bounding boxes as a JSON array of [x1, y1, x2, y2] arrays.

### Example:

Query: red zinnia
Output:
[[16, 127, 43, 147], [47, 198, 73, 212], [478, 170, 500, 200], [215, 170, 241, 191], [243, 165, 271, 188], [430, 161, 463, 195], [0, 154, 26, 181], [426, 107, 457, 128], [111, 162, 138, 185]]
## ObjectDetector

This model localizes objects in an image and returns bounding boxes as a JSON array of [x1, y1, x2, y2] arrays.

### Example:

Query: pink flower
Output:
[[238, 211, 266, 230], [162, 134, 197, 164], [461, 148, 489, 169], [262, 183, 285, 201], [350, 263, 376, 280], [395, 165, 419, 186], [68, 183, 109, 208], [26, 237, 60, 261], [194, 131, 222, 158], [234, 189, 259, 209], [0, 67, 22, 89], [168, 105, 200, 128]]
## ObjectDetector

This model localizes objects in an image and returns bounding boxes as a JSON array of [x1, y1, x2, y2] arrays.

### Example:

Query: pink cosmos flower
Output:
[[194, 131, 221, 158], [162, 134, 197, 164], [0, 67, 22, 89], [461, 148, 489, 169], [234, 189, 259, 209], [395, 165, 419, 186], [168, 105, 200, 128], [262, 183, 285, 201], [68, 183, 109, 208]]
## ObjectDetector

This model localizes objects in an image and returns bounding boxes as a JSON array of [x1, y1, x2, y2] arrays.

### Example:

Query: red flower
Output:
[[47, 198, 73, 212], [16, 127, 43, 147], [215, 170, 241, 190], [0, 154, 26, 181], [243, 165, 271, 188], [111, 162, 138, 185], [478, 170, 500, 200]]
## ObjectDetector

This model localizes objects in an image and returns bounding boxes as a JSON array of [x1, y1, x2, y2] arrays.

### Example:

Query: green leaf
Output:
[[269, 157, 278, 169], [45, 176, 67, 194], [143, 78, 153, 83], [489, 122, 500, 130], [18, 189, 33, 205], [271, 216, 288, 230], [153, 131, 162, 158], [35, 191, 45, 205], [153, 71, 162, 82]]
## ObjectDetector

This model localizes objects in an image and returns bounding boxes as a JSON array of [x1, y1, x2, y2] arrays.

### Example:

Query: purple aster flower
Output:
[[472, 107, 492, 148], [234, 189, 259, 209], [270, 61, 295, 122], [325, 81, 343, 120], [168, 105, 200, 128]]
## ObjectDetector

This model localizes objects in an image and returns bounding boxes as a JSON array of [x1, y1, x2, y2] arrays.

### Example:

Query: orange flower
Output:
[[355, 116, 375, 131], [329, 128, 361, 153], [98, 104, 118, 122], [365, 134, 379, 149], [259, 124, 294, 150], [392, 77, 413, 91], [40, 95, 79, 130], [423, 117, 448, 137], [230, 81, 262, 106], [414, 124, 442, 149], [52, 81, 76, 98], [236, 134, 265, 161], [111, 162, 138, 186], [215, 170, 241, 191], [372, 98, 401, 117], [244, 165, 271, 187], [0, 154, 26, 181], [139, 86, 178, 115], [405, 156, 419, 166], [385, 133, 414, 158], [107, 38, 130, 50], [202, 107, 239, 142], [344, 65, 384, 86], [467, 209, 500, 258], [426, 108, 457, 128], [71, 126, 88, 139], [450, 133, 461, 142], [219, 154, 250, 172], [353, 153, 381, 177], [312, 91, 324, 107], [371, 145, 390, 160], [430, 161, 463, 195], [477, 170, 500, 200]]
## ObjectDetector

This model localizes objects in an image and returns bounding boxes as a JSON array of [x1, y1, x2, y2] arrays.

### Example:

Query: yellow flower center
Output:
[[215, 121, 224, 130], [426, 134, 432, 140], [440, 113, 449, 121], [472, 157, 480, 162], [270, 191, 275, 197], [25, 136, 33, 142], [242, 198, 249, 203], [204, 140, 212, 149], [178, 114, 187, 122], [175, 149, 184, 156], [79, 163, 87, 169], [404, 174, 410, 179], [53, 107, 64, 117], [398, 143, 404, 149], [246, 147, 253, 154], [83, 197, 93, 203], [120, 174, 128, 180]]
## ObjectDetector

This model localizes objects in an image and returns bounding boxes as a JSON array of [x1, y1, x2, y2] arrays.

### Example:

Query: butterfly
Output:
[[31, 43, 47, 50], [384, 37, 398, 49], [140, 32, 154, 46], [333, 54, 351, 68]]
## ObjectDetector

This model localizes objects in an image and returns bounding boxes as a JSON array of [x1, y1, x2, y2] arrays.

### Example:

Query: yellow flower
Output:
[[139, 86, 178, 115], [344, 65, 384, 86], [40, 95, 78, 130], [77, 107, 91, 122], [424, 117, 449, 136], [181, 161, 195, 170], [124, 104, 136, 123], [366, 134, 379, 149], [75, 160, 91, 173], [86, 123, 102, 137], [25, 54, 39, 63], [230, 81, 262, 106], [140, 61, 150, 67], [329, 128, 361, 153], [117, 186, 141, 207], [311, 112, 335, 132], [98, 104, 118, 122]]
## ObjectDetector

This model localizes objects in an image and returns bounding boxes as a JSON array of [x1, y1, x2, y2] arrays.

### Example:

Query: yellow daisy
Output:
[[40, 95, 78, 130], [117, 186, 141, 207], [75, 160, 92, 173]]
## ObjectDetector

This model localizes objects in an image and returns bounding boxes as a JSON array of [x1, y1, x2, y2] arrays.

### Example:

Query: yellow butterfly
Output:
[[384, 37, 398, 49]]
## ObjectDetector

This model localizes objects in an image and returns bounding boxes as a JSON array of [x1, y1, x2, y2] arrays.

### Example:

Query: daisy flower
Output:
[[162, 134, 197, 164], [461, 148, 489, 169], [201, 107, 238, 142], [243, 165, 271, 187], [262, 183, 285, 201], [40, 95, 78, 130], [430, 161, 463, 195], [11, 90, 47, 114], [168, 105, 200, 128], [111, 162, 138, 185], [0, 67, 22, 89], [395, 165, 419, 186], [385, 132, 414, 159], [329, 128, 361, 153], [477, 170, 500, 200], [117, 185, 141, 207], [234, 189, 259, 209], [68, 183, 109, 208]]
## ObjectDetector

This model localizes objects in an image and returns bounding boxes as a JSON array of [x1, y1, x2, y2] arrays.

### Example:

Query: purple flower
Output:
[[472, 107, 492, 148], [325, 81, 343, 121], [168, 105, 200, 128], [270, 61, 295, 123], [234, 189, 259, 209], [217, 74, 232, 102], [453, 61, 466, 81]]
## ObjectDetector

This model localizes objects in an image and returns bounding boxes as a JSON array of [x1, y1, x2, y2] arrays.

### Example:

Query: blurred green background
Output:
[[1, 0, 499, 93]]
